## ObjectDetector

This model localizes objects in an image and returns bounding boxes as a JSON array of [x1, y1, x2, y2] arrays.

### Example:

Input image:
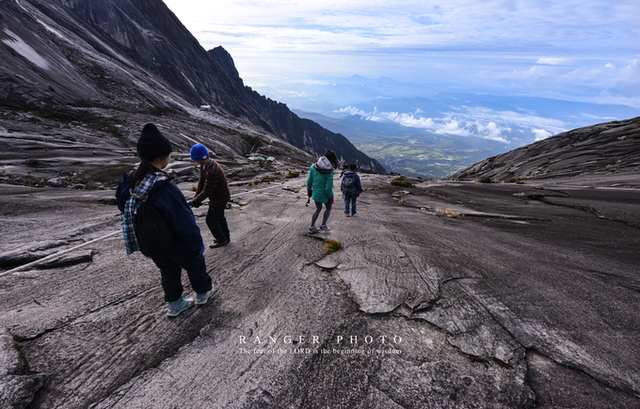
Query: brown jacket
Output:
[[192, 159, 230, 207]]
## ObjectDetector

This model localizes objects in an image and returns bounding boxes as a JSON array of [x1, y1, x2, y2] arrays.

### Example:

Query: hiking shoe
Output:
[[196, 288, 213, 305], [351, 212, 357, 217], [167, 296, 194, 317], [308, 225, 319, 234], [344, 213, 350, 217], [210, 239, 228, 248], [319, 224, 330, 232]]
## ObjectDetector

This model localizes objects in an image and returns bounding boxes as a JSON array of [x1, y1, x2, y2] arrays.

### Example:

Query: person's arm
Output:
[[194, 166, 204, 195], [156, 184, 204, 253], [115, 171, 132, 212], [306, 167, 314, 196], [356, 175, 363, 193]]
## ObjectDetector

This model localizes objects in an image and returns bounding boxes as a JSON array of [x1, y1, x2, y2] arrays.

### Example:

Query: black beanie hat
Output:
[[137, 123, 172, 160]]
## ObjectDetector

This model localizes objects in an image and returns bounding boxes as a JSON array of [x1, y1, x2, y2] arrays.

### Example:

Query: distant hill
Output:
[[450, 117, 640, 182], [0, 0, 385, 173]]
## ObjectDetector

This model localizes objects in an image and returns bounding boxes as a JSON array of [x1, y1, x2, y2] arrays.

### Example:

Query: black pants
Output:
[[311, 201, 332, 226], [152, 246, 212, 302], [206, 204, 230, 243]]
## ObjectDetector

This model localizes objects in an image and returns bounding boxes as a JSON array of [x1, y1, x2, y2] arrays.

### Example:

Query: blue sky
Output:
[[163, 0, 639, 103], [162, 0, 639, 146]]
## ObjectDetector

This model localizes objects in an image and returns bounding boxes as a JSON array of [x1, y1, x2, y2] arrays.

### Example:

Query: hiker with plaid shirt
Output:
[[116, 124, 213, 317]]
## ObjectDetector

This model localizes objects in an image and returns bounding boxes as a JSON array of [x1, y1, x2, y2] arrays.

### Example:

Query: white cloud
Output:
[[537, 58, 571, 65], [334, 104, 566, 143], [580, 113, 617, 120], [337, 106, 368, 116], [477, 122, 509, 142], [436, 120, 471, 137], [164, 1, 639, 64], [162, 0, 640, 111], [532, 129, 551, 141]]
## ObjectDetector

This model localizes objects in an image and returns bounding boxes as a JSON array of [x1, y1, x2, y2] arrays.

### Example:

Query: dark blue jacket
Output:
[[116, 172, 204, 255], [340, 170, 362, 196]]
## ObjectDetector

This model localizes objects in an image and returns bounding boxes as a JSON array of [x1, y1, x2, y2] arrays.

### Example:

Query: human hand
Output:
[[328, 197, 334, 206], [198, 243, 205, 257], [307, 189, 312, 197], [187, 200, 193, 207]]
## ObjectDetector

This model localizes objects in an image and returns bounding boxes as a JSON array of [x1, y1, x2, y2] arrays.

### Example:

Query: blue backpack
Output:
[[342, 174, 357, 196]]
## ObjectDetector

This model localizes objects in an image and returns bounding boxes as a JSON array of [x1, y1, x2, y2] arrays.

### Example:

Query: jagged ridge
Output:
[[0, 0, 386, 173]]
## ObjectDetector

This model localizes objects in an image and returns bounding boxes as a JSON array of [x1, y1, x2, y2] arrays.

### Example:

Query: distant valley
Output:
[[273, 75, 640, 178], [295, 109, 506, 178]]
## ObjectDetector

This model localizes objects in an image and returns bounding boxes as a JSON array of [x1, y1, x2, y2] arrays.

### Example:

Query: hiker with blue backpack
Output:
[[116, 123, 213, 317], [307, 150, 339, 233], [341, 163, 363, 217]]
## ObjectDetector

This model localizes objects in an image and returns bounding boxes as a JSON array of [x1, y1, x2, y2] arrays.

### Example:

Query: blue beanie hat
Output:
[[190, 143, 210, 160]]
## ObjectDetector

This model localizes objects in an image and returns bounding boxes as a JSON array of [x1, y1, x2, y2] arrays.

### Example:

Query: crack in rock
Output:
[[0, 328, 46, 409]]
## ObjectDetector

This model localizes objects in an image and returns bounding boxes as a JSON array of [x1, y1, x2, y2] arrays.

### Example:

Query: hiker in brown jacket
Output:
[[188, 143, 231, 248]]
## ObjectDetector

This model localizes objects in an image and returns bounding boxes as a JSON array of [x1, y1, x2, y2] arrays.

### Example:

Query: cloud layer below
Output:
[[336, 105, 568, 144]]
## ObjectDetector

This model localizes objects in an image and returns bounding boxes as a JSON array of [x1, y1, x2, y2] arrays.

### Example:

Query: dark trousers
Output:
[[152, 247, 212, 302], [206, 204, 230, 243], [311, 201, 332, 226]]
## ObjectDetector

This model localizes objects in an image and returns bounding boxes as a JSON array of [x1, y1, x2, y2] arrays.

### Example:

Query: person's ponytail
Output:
[[131, 159, 161, 188]]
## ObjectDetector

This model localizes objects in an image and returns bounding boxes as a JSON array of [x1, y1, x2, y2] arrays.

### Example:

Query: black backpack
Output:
[[134, 184, 174, 257], [342, 174, 357, 196]]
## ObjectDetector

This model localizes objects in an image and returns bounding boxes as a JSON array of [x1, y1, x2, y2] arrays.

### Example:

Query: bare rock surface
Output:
[[0, 162, 639, 408], [0, 328, 46, 408], [452, 116, 640, 183], [2, 0, 638, 406]]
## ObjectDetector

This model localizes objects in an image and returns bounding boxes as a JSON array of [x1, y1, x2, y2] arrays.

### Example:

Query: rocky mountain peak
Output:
[[0, 0, 385, 173]]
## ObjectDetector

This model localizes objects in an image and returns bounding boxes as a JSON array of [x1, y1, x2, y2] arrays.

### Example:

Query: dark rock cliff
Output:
[[0, 0, 386, 173], [205, 47, 384, 170]]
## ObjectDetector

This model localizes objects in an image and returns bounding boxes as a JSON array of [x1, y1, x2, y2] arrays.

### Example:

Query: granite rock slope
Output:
[[451, 116, 640, 183], [0, 156, 638, 408]]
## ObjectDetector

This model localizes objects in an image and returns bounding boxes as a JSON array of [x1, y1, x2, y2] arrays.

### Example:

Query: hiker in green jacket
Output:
[[307, 150, 339, 233]]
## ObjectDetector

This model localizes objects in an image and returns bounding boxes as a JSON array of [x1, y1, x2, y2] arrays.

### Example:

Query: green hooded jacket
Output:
[[307, 156, 334, 204]]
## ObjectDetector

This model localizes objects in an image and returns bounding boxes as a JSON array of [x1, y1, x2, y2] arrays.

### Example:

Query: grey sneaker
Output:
[[319, 224, 330, 231], [196, 289, 213, 305], [167, 296, 194, 317], [308, 225, 319, 234]]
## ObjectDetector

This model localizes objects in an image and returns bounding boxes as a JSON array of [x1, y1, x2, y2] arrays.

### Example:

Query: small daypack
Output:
[[134, 185, 174, 257], [342, 174, 357, 196]]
